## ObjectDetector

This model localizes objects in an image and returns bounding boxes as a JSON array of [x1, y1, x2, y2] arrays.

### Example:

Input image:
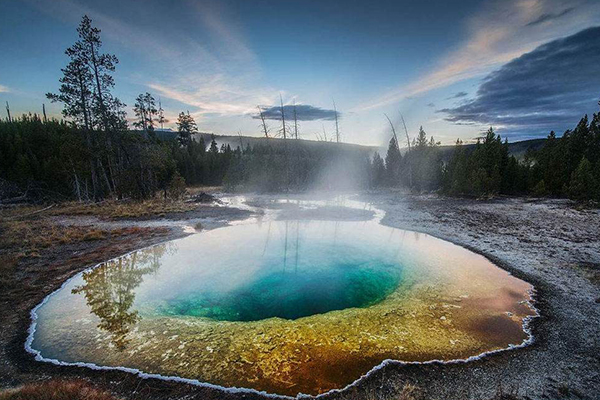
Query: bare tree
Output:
[[42, 103, 48, 123], [278, 94, 290, 190], [333, 98, 340, 143], [257, 105, 270, 138], [400, 113, 411, 153], [384, 113, 400, 152], [158, 97, 168, 130], [315, 124, 331, 142], [5, 101, 11, 122], [400, 113, 413, 188], [279, 94, 287, 140], [293, 100, 299, 139]]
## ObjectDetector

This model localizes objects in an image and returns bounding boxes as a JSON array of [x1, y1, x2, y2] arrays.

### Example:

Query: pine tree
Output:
[[46, 15, 126, 199], [46, 58, 94, 130], [409, 126, 441, 191], [384, 136, 402, 186], [176, 112, 197, 146], [133, 92, 158, 134], [371, 152, 386, 187], [415, 126, 428, 149], [569, 157, 595, 200], [207, 134, 220, 184], [72, 15, 125, 132], [209, 135, 219, 154]]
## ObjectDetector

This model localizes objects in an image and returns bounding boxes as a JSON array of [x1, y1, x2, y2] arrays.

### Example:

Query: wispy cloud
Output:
[[438, 27, 600, 136], [143, 2, 275, 121], [24, 0, 276, 124], [148, 80, 274, 117], [352, 0, 600, 112], [447, 91, 468, 100], [0, 84, 10, 93]]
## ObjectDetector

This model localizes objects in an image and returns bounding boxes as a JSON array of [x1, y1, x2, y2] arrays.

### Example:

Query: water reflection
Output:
[[71, 245, 169, 349]]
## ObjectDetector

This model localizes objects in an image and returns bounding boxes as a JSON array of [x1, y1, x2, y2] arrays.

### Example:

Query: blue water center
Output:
[[156, 253, 402, 321]]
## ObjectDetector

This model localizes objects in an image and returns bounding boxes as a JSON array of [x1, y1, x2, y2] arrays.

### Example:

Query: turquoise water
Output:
[[154, 241, 402, 321]]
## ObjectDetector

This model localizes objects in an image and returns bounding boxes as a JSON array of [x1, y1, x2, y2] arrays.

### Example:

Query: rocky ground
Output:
[[0, 192, 599, 400]]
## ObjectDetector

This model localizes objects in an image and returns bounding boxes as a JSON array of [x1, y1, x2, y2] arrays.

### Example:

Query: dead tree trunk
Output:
[[293, 101, 299, 139], [279, 94, 289, 190], [279, 94, 287, 140], [333, 99, 340, 143], [257, 106, 270, 138], [384, 114, 400, 150], [5, 101, 11, 122], [400, 114, 413, 189]]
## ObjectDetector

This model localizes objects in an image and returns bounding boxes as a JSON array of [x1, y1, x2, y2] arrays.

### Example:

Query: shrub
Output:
[[167, 171, 187, 200]]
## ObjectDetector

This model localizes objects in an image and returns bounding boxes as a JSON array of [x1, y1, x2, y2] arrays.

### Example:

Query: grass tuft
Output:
[[0, 379, 120, 400]]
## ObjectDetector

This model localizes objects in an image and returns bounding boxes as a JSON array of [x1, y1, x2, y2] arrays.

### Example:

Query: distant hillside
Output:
[[504, 138, 547, 158], [194, 132, 378, 154], [436, 138, 547, 161], [158, 130, 546, 160], [379, 138, 546, 160]]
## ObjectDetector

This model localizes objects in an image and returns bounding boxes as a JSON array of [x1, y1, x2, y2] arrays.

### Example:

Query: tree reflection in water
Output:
[[72, 244, 170, 350]]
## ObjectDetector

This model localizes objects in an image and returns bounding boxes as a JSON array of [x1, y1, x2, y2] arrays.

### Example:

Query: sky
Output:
[[1, 0, 600, 147]]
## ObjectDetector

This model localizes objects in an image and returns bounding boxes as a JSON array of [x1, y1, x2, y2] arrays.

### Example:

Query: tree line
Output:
[[0, 112, 371, 199], [370, 102, 600, 202]]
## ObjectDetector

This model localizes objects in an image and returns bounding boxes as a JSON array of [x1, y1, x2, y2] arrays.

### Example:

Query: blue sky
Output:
[[1, 0, 600, 146]]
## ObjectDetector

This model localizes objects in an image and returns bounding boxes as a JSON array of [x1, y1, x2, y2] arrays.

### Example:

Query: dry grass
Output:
[[396, 384, 420, 400], [186, 185, 222, 196], [345, 382, 421, 400], [0, 379, 120, 400], [49, 199, 199, 220], [1, 218, 135, 259], [0, 206, 170, 288]]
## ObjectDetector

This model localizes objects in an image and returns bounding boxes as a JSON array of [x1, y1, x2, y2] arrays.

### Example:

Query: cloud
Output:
[[24, 0, 183, 59], [0, 84, 9, 93], [438, 27, 600, 135], [141, 2, 277, 120], [149, 82, 258, 116], [427, 102, 436, 108], [25, 0, 275, 123], [525, 7, 575, 26], [253, 104, 339, 121], [447, 91, 468, 100], [352, 0, 600, 112]]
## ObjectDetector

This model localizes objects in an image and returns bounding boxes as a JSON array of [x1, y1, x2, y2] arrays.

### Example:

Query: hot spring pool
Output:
[[28, 200, 536, 396]]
